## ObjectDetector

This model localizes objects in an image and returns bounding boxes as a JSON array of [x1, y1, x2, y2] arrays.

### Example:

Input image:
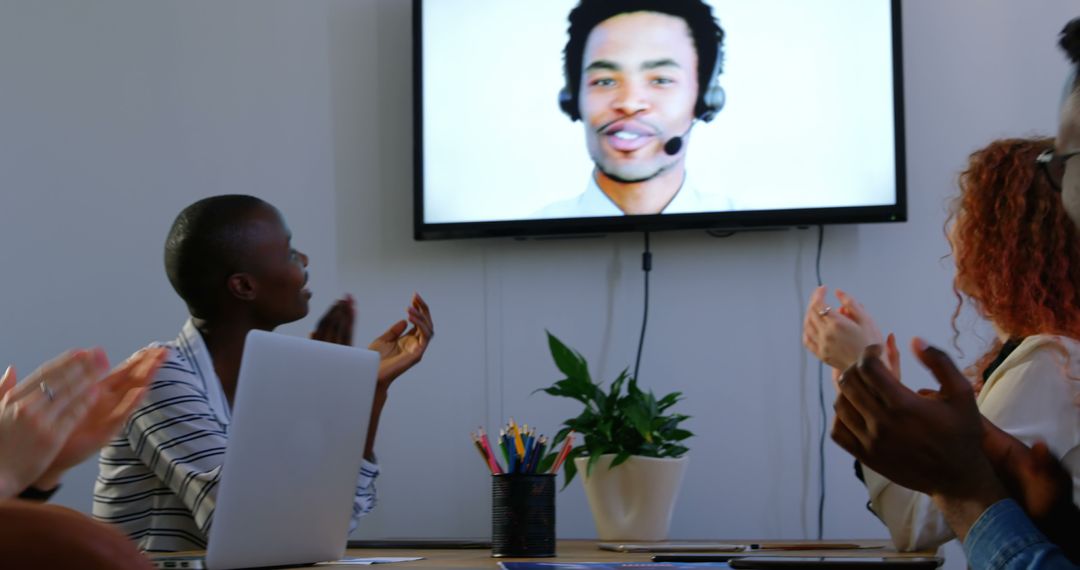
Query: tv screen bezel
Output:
[[412, 0, 906, 241]]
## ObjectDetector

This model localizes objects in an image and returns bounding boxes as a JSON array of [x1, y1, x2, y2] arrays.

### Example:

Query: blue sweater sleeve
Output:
[[964, 499, 1076, 570]]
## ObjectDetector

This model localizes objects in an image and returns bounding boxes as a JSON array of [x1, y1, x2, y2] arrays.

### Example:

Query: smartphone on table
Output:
[[728, 557, 943, 569]]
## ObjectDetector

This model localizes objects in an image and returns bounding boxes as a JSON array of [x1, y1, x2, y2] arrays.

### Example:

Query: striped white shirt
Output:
[[93, 319, 379, 552]]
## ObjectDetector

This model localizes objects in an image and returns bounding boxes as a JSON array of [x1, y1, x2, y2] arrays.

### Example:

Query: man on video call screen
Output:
[[418, 0, 897, 225], [537, 0, 731, 217]]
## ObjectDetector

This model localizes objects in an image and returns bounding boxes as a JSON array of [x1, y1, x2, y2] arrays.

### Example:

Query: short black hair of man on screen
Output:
[[1060, 17, 1080, 65], [561, 0, 725, 121], [1061, 17, 1080, 93], [164, 194, 269, 319]]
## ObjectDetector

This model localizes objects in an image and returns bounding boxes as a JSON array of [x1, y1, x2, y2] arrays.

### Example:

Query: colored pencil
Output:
[[549, 432, 575, 473], [477, 428, 504, 475], [510, 419, 526, 458]]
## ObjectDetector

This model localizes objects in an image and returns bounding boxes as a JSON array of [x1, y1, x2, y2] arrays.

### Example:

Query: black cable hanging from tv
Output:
[[816, 224, 826, 540], [634, 232, 652, 382]]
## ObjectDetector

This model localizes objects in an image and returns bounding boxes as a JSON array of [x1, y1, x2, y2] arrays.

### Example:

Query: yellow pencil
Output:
[[511, 420, 525, 458]]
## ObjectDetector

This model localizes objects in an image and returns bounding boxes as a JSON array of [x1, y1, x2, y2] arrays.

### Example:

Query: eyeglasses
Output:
[[1036, 148, 1080, 192]]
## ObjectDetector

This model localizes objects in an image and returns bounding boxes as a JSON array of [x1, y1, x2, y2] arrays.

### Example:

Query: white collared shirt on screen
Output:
[[533, 172, 734, 219]]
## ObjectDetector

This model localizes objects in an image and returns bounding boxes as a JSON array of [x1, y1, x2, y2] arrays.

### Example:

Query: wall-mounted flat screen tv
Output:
[[414, 0, 905, 240]]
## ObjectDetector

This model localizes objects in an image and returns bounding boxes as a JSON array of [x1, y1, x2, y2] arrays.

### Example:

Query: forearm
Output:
[[130, 390, 229, 532], [862, 465, 956, 551], [0, 468, 57, 501], [141, 442, 223, 533], [0, 469, 61, 502], [363, 387, 389, 461], [935, 499, 993, 543], [926, 453, 1008, 542], [348, 459, 380, 531], [32, 470, 63, 493]]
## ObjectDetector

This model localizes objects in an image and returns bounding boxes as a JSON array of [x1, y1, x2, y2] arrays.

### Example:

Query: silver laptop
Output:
[[170, 330, 379, 570]]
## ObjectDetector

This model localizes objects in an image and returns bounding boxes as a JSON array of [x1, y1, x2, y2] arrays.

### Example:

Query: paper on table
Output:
[[315, 556, 425, 566], [599, 542, 749, 552], [752, 543, 882, 551]]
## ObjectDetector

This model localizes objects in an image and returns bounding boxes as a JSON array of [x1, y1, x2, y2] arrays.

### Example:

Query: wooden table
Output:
[[309, 539, 935, 569], [154, 539, 938, 569]]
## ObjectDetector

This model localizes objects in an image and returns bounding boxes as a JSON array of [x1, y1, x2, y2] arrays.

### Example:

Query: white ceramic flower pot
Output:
[[574, 454, 688, 541]]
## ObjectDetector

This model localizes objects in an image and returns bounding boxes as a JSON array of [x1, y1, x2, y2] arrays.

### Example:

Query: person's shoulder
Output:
[[126, 340, 203, 404], [1014, 334, 1080, 359], [142, 340, 195, 379], [660, 172, 737, 213], [997, 334, 1080, 384], [128, 348, 213, 429]]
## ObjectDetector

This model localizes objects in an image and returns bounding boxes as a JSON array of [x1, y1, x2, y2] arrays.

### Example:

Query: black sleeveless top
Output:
[[982, 338, 1025, 382]]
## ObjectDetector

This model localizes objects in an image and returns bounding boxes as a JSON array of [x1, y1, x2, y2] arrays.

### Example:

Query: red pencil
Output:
[[549, 431, 575, 473], [470, 434, 496, 475], [478, 427, 504, 475]]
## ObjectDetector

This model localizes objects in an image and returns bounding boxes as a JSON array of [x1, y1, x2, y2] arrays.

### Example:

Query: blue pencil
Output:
[[529, 437, 547, 474], [505, 433, 518, 473], [520, 434, 534, 474]]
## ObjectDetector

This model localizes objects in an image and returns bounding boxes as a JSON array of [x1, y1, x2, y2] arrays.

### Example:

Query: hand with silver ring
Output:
[[803, 286, 889, 374], [0, 350, 109, 498], [35, 347, 167, 492]]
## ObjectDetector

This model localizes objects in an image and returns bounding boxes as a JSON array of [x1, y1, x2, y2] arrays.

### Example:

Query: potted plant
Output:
[[537, 332, 693, 541]]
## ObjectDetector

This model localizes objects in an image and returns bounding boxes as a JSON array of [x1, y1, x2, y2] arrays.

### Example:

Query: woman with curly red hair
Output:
[[803, 136, 1080, 551]]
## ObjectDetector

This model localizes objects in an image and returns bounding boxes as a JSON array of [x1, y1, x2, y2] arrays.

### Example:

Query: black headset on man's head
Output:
[[557, 40, 726, 123]]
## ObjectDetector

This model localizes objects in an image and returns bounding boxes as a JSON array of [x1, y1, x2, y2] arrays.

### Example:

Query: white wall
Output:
[[0, 1, 1075, 568]]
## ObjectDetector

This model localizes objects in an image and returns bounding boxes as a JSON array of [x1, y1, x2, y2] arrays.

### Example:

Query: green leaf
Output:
[[657, 392, 682, 412], [620, 399, 652, 442], [607, 370, 628, 407], [638, 441, 659, 457], [645, 390, 658, 417], [537, 452, 557, 474], [656, 414, 689, 432], [538, 333, 692, 489], [660, 444, 689, 458], [547, 332, 590, 381], [627, 376, 642, 398], [666, 429, 694, 442], [610, 451, 632, 468], [534, 379, 593, 406], [561, 454, 578, 489], [598, 419, 613, 440], [586, 452, 605, 477]]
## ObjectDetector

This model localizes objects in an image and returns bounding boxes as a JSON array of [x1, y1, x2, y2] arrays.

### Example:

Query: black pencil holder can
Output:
[[491, 473, 556, 557]]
